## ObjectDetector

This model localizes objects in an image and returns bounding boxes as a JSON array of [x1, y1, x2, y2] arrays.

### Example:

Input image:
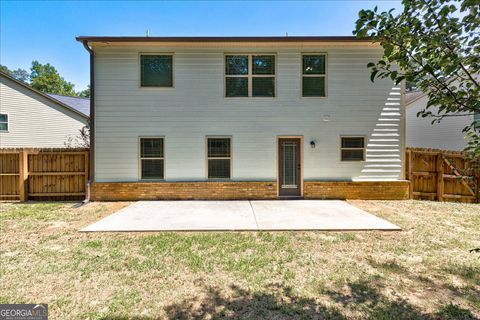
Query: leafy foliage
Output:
[[2, 61, 89, 97], [353, 0, 480, 160], [0, 65, 30, 83], [78, 85, 90, 98], [29, 61, 77, 96]]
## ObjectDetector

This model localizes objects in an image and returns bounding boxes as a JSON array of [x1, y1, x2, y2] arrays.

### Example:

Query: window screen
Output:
[[341, 137, 365, 161], [302, 54, 326, 97], [225, 55, 275, 97], [207, 138, 231, 179], [141, 55, 173, 87], [140, 138, 164, 179], [0, 114, 8, 131]]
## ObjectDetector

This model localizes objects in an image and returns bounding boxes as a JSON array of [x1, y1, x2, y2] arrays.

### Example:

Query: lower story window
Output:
[[207, 137, 231, 179], [341, 137, 365, 161], [140, 137, 164, 179]]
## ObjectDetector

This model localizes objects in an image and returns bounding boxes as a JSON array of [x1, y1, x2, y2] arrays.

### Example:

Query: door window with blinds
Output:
[[302, 54, 327, 97], [140, 54, 173, 87], [140, 138, 164, 179], [340, 137, 365, 161], [207, 137, 231, 179], [225, 54, 275, 97]]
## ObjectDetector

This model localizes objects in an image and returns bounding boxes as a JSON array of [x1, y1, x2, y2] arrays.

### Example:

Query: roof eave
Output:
[[75, 36, 373, 44]]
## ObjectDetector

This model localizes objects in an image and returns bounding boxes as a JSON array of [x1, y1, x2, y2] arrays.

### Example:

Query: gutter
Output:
[[81, 40, 95, 202]]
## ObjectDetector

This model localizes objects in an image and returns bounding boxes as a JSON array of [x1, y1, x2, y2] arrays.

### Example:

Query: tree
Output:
[[353, 0, 480, 160], [64, 123, 90, 148], [29, 61, 77, 96], [78, 85, 90, 98], [0, 65, 30, 83]]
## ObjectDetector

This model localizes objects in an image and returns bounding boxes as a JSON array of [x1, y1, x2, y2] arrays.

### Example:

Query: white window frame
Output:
[[138, 136, 165, 180], [340, 136, 366, 162], [301, 53, 328, 98], [224, 54, 277, 98], [0, 113, 8, 132], [138, 53, 175, 89], [206, 136, 232, 180]]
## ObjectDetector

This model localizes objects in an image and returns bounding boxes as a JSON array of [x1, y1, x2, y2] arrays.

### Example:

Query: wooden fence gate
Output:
[[406, 148, 479, 203], [0, 148, 88, 201]]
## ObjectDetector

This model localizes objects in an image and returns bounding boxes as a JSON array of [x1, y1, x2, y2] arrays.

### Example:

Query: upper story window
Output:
[[302, 54, 327, 97], [225, 55, 275, 98], [0, 114, 8, 132], [340, 137, 365, 161], [140, 54, 173, 87], [140, 137, 164, 179]]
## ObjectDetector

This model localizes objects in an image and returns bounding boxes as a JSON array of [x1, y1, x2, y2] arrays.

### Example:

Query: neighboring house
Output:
[[77, 36, 409, 201], [406, 90, 475, 151], [0, 71, 89, 148]]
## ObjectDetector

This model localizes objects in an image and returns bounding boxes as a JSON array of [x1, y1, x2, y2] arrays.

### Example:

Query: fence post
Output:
[[436, 153, 444, 202], [18, 150, 29, 202], [408, 149, 413, 199]]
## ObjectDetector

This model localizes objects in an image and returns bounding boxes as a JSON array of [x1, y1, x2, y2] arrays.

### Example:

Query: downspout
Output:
[[82, 40, 95, 202]]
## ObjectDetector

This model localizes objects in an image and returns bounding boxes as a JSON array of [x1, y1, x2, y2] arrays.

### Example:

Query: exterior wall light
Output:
[[310, 141, 316, 148]]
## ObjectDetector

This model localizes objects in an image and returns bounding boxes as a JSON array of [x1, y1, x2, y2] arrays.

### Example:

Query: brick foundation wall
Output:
[[91, 180, 410, 201], [304, 181, 410, 200], [91, 181, 278, 201]]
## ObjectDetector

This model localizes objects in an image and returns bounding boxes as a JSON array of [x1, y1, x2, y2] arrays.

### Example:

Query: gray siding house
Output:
[[77, 36, 409, 200], [406, 91, 476, 151], [0, 72, 89, 148]]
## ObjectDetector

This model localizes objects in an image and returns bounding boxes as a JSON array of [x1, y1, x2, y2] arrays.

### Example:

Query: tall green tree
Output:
[[353, 0, 479, 160], [0, 65, 30, 83], [78, 85, 90, 98], [29, 61, 77, 96]]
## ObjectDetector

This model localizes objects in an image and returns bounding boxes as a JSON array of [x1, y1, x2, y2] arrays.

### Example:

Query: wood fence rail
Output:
[[0, 148, 88, 201], [406, 147, 479, 203]]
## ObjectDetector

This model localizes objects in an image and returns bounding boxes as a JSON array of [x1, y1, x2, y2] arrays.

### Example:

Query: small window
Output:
[[207, 138, 231, 179], [225, 55, 275, 97], [140, 55, 173, 87], [302, 54, 326, 97], [140, 138, 164, 179], [475, 112, 480, 129], [0, 114, 8, 132], [341, 137, 365, 161]]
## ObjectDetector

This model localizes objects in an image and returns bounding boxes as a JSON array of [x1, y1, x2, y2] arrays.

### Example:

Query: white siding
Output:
[[0, 76, 88, 148], [406, 95, 472, 151], [94, 44, 404, 182]]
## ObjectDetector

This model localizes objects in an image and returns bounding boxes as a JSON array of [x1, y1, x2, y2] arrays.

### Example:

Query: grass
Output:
[[0, 200, 479, 319]]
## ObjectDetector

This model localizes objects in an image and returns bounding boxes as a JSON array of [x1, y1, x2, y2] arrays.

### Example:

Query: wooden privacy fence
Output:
[[406, 148, 479, 203], [0, 148, 88, 201]]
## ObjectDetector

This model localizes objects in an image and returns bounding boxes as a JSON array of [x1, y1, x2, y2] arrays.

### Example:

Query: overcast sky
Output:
[[1, 0, 402, 91]]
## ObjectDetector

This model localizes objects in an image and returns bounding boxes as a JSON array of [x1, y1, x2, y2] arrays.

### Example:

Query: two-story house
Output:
[[77, 36, 409, 201]]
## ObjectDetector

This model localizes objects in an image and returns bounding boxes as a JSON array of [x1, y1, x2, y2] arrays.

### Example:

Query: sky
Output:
[[0, 0, 402, 91]]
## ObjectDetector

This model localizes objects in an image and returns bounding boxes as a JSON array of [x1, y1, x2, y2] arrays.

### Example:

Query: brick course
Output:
[[304, 181, 410, 200], [91, 180, 409, 201]]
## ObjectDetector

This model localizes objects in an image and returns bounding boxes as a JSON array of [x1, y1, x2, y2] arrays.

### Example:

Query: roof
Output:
[[76, 36, 371, 43], [47, 94, 90, 117], [0, 71, 89, 119], [406, 90, 427, 106]]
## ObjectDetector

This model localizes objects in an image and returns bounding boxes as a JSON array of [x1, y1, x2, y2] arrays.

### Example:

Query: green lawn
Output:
[[0, 200, 479, 319]]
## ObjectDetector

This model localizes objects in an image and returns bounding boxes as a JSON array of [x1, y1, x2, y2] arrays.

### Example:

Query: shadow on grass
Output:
[[163, 284, 345, 319], [99, 280, 476, 320]]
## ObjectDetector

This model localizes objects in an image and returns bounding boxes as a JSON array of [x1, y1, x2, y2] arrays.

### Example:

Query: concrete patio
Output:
[[81, 200, 401, 232]]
